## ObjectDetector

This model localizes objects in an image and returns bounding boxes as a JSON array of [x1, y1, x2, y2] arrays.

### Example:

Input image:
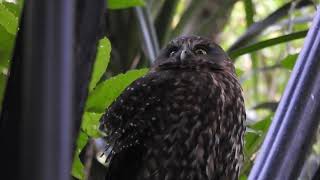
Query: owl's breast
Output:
[[138, 70, 245, 180]]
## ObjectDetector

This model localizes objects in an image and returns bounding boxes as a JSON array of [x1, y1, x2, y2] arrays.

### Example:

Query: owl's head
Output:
[[152, 35, 235, 73]]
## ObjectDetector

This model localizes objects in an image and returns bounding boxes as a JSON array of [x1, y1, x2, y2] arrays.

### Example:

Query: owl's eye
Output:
[[168, 46, 179, 57], [169, 50, 177, 57], [195, 48, 207, 55]]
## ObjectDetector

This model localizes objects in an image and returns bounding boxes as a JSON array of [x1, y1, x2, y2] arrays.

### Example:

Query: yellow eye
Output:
[[195, 48, 207, 55]]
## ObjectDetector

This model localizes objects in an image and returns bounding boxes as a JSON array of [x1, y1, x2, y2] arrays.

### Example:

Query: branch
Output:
[[229, 30, 308, 59], [135, 6, 160, 63], [228, 0, 313, 52]]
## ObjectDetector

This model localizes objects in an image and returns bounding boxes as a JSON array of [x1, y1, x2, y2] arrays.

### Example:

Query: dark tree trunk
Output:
[[0, 0, 106, 179], [73, 0, 106, 143]]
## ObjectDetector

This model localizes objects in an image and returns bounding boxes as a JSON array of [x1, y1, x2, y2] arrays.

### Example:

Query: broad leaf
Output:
[[86, 68, 149, 113], [107, 0, 145, 9], [240, 175, 248, 180], [0, 3, 18, 35], [89, 37, 111, 91], [229, 30, 307, 58], [71, 131, 89, 180], [0, 3, 17, 68], [81, 112, 104, 138], [236, 68, 244, 77], [280, 53, 298, 70], [241, 114, 272, 175], [0, 25, 14, 68], [0, 73, 7, 108], [244, 115, 272, 156], [2, 2, 21, 17]]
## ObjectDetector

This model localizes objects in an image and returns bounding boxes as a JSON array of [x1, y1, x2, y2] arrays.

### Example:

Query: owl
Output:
[[100, 35, 246, 180]]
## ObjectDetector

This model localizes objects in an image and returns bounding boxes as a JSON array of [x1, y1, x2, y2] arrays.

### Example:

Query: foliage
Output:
[[72, 37, 148, 178], [107, 0, 145, 9], [88, 38, 111, 92], [72, 131, 89, 179], [0, 3, 18, 34], [86, 68, 148, 113], [229, 30, 307, 58], [0, 0, 318, 179], [0, 1, 22, 107], [280, 53, 298, 69], [242, 114, 272, 177]]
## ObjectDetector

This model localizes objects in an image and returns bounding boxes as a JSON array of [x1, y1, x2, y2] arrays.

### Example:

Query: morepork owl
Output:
[[100, 35, 246, 180]]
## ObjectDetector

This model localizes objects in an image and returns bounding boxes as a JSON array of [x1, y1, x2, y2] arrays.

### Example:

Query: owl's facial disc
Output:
[[153, 35, 233, 72]]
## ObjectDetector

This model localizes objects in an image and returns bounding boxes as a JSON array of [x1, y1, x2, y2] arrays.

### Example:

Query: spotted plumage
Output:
[[100, 35, 246, 180]]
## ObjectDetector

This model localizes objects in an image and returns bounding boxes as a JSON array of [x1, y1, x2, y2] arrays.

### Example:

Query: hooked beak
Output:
[[180, 49, 193, 61]]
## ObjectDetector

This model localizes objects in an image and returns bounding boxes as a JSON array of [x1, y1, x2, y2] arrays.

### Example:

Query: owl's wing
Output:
[[100, 71, 172, 180]]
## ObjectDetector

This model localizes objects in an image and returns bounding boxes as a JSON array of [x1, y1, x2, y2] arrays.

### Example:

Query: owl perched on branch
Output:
[[100, 35, 246, 180]]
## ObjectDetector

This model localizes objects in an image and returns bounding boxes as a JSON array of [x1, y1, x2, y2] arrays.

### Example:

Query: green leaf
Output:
[[280, 53, 298, 70], [89, 37, 111, 92], [0, 3, 18, 35], [86, 68, 149, 113], [236, 68, 244, 77], [2, 2, 21, 17], [229, 30, 308, 58], [241, 114, 272, 175], [0, 2, 20, 68], [71, 131, 89, 180], [240, 175, 248, 180], [0, 25, 14, 67], [107, 0, 145, 9], [0, 73, 7, 109], [244, 0, 254, 27], [81, 112, 103, 138], [245, 116, 272, 156]]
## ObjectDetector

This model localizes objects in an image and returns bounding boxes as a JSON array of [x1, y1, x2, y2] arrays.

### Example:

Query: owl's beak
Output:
[[180, 50, 192, 61]]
